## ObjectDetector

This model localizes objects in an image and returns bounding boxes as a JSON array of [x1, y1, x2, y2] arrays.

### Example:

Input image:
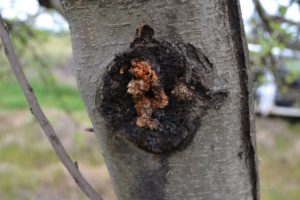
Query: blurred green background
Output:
[[1, 0, 300, 200], [0, 32, 116, 200]]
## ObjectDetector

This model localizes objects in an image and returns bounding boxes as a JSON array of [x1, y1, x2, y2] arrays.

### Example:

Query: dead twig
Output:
[[0, 15, 102, 200]]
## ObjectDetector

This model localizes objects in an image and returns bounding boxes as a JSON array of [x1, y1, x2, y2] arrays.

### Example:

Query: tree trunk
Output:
[[60, 0, 259, 200]]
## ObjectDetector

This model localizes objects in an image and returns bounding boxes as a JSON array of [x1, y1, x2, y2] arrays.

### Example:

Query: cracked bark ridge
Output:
[[96, 25, 227, 154]]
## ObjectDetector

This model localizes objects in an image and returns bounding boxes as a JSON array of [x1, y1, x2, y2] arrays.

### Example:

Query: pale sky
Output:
[[0, 0, 299, 32], [0, 0, 68, 31]]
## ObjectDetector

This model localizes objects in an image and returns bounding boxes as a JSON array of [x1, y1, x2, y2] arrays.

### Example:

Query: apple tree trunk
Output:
[[60, 0, 259, 200]]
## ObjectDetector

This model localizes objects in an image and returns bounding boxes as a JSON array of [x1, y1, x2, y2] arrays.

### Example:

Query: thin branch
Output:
[[251, 0, 300, 91], [271, 16, 299, 27], [253, 0, 300, 28], [252, 0, 300, 51], [252, 0, 272, 32], [0, 15, 102, 200]]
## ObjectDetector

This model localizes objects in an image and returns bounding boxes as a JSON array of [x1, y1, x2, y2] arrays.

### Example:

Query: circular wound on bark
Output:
[[96, 25, 227, 154]]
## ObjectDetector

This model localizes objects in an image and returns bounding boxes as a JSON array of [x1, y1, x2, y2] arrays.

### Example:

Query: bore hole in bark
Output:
[[96, 25, 227, 153]]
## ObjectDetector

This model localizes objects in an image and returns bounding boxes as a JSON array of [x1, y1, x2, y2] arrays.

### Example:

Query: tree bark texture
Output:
[[60, 0, 258, 200]]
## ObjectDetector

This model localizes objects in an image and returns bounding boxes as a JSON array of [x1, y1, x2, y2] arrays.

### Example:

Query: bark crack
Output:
[[226, 1, 259, 200]]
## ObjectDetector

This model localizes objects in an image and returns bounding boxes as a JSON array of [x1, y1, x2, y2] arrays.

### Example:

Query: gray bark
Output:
[[60, 0, 259, 200]]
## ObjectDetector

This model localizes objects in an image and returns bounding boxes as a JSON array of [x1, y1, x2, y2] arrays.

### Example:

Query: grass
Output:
[[0, 32, 111, 199], [0, 80, 85, 111], [0, 110, 104, 200], [0, 143, 58, 168], [0, 111, 56, 199], [257, 117, 300, 200], [0, 33, 84, 111]]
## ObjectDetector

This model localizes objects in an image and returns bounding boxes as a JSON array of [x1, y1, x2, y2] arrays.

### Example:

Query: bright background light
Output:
[[0, 0, 68, 32], [0, 1, 299, 33]]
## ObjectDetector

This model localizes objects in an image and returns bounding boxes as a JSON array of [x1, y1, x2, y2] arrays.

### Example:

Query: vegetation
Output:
[[0, 80, 84, 110], [0, 110, 105, 200], [257, 117, 300, 200]]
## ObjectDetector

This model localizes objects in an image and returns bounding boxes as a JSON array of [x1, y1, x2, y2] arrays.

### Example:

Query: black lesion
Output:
[[96, 25, 227, 154]]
